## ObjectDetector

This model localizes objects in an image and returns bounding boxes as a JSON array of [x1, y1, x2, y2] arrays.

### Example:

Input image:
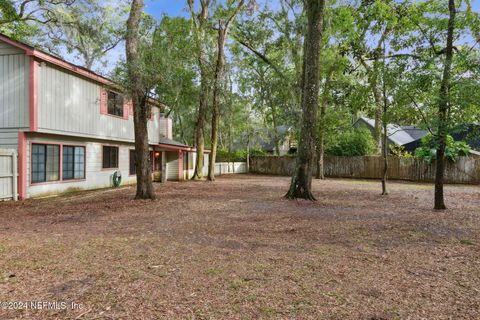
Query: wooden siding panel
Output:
[[0, 41, 23, 55], [37, 63, 161, 143], [0, 129, 19, 149], [166, 151, 179, 181], [0, 53, 29, 129]]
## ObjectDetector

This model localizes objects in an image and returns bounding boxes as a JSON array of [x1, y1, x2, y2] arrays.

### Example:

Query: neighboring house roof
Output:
[[158, 137, 191, 149], [354, 117, 428, 146]]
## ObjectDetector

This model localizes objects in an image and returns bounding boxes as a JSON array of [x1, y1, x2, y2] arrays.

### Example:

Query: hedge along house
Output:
[[0, 33, 207, 199]]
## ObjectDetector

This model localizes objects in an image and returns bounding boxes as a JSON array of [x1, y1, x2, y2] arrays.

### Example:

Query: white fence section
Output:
[[214, 162, 247, 176], [0, 149, 18, 201]]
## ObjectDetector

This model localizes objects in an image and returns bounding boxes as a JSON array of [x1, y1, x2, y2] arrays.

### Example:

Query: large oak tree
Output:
[[285, 0, 326, 200], [126, 0, 155, 200]]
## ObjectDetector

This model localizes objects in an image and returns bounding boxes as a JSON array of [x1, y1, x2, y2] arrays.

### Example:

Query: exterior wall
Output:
[[166, 151, 179, 181], [0, 41, 30, 129], [0, 129, 19, 149], [36, 62, 161, 144], [159, 116, 173, 139], [26, 133, 137, 198], [0, 41, 24, 55]]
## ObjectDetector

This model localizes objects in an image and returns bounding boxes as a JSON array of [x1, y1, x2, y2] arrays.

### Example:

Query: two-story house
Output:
[[0, 33, 207, 199]]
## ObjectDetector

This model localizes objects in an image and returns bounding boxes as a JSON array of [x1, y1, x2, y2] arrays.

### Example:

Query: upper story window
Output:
[[107, 91, 124, 117]]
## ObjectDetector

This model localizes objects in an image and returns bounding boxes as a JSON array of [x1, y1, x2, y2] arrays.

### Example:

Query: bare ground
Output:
[[0, 174, 479, 320]]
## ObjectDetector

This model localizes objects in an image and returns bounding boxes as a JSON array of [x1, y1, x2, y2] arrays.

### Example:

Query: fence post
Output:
[[12, 150, 18, 201]]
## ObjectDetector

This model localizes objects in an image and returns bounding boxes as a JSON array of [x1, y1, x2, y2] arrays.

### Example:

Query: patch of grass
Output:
[[259, 305, 277, 316], [205, 267, 222, 276], [405, 230, 426, 241], [229, 278, 246, 291], [459, 239, 475, 245]]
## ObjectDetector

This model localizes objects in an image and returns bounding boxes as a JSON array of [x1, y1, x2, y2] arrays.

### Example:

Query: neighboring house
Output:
[[450, 124, 480, 151], [0, 33, 207, 199], [402, 124, 480, 152], [354, 117, 428, 152], [258, 126, 297, 155]]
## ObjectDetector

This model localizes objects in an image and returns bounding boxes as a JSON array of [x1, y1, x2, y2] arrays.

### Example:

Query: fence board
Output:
[[0, 148, 18, 200], [250, 155, 480, 184]]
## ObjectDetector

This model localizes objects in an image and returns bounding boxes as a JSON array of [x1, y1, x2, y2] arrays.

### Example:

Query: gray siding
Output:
[[0, 41, 24, 55], [37, 63, 161, 144], [166, 151, 179, 181], [159, 117, 172, 138], [0, 129, 19, 149], [0, 42, 29, 129]]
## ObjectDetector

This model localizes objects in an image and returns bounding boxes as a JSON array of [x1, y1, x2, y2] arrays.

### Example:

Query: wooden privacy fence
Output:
[[0, 149, 18, 201], [250, 155, 480, 184]]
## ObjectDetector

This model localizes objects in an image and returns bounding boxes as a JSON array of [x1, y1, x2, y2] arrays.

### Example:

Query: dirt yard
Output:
[[0, 175, 479, 320]]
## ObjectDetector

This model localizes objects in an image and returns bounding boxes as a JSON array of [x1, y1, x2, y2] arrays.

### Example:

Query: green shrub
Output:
[[326, 128, 377, 156], [415, 134, 470, 163], [390, 144, 413, 158]]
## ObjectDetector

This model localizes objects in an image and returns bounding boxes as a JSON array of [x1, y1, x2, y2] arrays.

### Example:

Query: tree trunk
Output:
[[372, 84, 383, 152], [381, 114, 388, 195], [246, 134, 250, 173], [126, 0, 155, 200], [208, 26, 227, 181], [285, 0, 325, 200], [208, 1, 244, 181], [316, 69, 333, 179], [267, 90, 281, 156], [189, 0, 210, 180], [193, 61, 209, 180], [435, 0, 456, 210]]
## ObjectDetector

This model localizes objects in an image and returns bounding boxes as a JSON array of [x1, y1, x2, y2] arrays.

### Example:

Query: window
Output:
[[31, 144, 60, 183], [103, 146, 119, 169], [107, 91, 124, 117], [63, 146, 85, 180]]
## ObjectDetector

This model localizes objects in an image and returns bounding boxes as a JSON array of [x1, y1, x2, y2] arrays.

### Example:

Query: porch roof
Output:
[[155, 137, 210, 153]]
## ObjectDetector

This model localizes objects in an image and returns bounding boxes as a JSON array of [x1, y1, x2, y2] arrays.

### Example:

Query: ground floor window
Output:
[[31, 144, 60, 183], [129, 149, 136, 175], [63, 146, 85, 180], [103, 146, 119, 169]]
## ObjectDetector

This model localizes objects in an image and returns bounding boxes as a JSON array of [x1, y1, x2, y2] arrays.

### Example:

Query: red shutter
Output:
[[100, 88, 108, 114]]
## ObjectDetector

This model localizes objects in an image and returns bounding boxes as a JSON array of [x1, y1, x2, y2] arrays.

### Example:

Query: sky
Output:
[[67, 0, 480, 75], [144, 0, 189, 18]]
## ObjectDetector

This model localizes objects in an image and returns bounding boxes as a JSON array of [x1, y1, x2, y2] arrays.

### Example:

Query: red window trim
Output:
[[29, 141, 87, 186], [101, 145, 120, 170]]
